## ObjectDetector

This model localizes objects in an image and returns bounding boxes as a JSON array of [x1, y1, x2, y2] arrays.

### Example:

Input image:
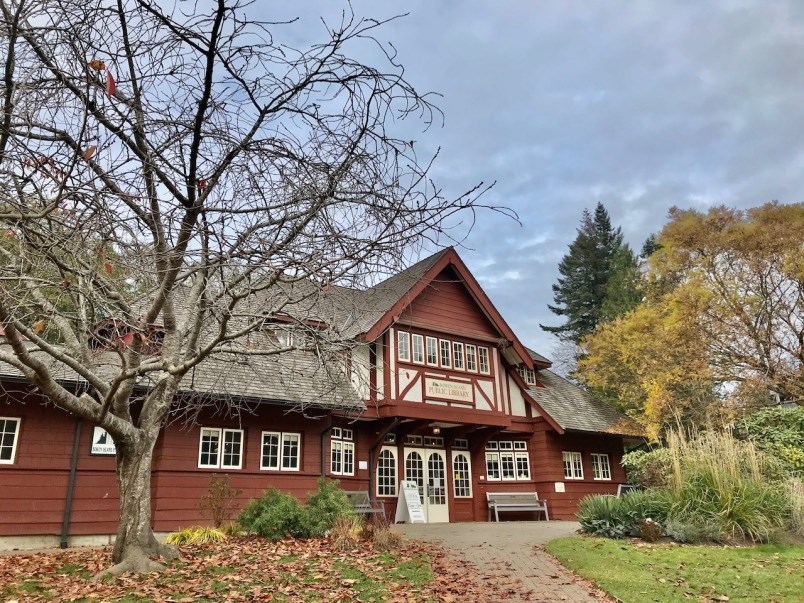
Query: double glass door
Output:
[[403, 448, 449, 523]]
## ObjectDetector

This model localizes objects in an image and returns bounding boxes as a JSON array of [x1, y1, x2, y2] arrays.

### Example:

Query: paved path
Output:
[[394, 521, 611, 602]]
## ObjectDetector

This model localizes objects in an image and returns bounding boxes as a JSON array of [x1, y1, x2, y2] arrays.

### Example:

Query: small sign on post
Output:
[[394, 480, 426, 523]]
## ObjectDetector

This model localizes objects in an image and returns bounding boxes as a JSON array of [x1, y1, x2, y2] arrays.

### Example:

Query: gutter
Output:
[[60, 418, 82, 549]]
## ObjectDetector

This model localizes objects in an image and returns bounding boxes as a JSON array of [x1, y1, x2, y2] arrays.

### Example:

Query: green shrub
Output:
[[663, 515, 722, 544], [733, 407, 804, 476], [238, 487, 308, 540], [619, 488, 671, 524], [577, 495, 630, 539], [304, 478, 355, 537], [621, 448, 672, 488]]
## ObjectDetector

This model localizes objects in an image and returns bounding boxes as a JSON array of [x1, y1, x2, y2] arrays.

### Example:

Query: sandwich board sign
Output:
[[394, 480, 426, 523]]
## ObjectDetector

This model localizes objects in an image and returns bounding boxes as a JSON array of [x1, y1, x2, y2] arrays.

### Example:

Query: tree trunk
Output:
[[97, 431, 178, 577]]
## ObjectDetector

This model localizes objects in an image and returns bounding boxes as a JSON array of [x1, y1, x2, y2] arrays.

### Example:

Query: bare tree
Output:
[[0, 0, 500, 574]]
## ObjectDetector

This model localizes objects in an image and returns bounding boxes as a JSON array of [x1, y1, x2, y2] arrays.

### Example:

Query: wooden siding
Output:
[[398, 267, 498, 338]]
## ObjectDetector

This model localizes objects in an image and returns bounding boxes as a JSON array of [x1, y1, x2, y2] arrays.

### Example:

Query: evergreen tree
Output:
[[541, 202, 634, 343]]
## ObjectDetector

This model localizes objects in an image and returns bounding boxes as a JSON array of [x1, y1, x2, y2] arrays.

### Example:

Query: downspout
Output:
[[319, 418, 334, 477], [60, 418, 82, 549]]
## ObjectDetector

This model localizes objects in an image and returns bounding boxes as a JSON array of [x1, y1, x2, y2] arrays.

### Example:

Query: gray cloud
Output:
[[258, 1, 804, 358]]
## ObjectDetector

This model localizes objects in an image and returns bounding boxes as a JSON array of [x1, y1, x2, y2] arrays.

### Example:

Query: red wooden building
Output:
[[0, 248, 642, 548]]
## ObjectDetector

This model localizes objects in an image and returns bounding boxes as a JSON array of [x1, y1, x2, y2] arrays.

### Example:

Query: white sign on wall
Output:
[[90, 426, 116, 456], [394, 480, 426, 523], [425, 378, 472, 403]]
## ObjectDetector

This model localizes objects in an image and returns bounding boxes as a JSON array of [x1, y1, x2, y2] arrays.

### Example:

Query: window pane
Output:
[[343, 442, 355, 475], [199, 428, 220, 467], [439, 339, 451, 368], [261, 432, 280, 469], [500, 452, 516, 479], [452, 342, 464, 370], [485, 452, 500, 480], [0, 418, 19, 463], [426, 337, 438, 365], [282, 433, 300, 469], [412, 334, 424, 363], [478, 347, 490, 374], [377, 449, 397, 496], [453, 453, 471, 497], [222, 430, 242, 468], [331, 440, 342, 474], [465, 345, 477, 371], [515, 452, 530, 480], [398, 332, 410, 361]]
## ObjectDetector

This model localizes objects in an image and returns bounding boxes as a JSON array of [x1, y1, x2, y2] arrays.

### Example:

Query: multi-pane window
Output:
[[465, 344, 477, 372], [377, 447, 397, 497], [426, 337, 439, 365], [453, 438, 469, 449], [563, 451, 584, 479], [518, 366, 536, 385], [397, 331, 410, 361], [439, 339, 452, 368], [452, 342, 465, 370], [261, 431, 301, 471], [478, 347, 490, 374], [591, 453, 611, 480], [331, 427, 355, 476], [198, 428, 243, 469], [412, 334, 425, 364], [485, 440, 531, 481], [0, 417, 21, 464]]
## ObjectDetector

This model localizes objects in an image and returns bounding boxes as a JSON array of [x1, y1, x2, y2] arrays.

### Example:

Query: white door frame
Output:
[[403, 447, 450, 523]]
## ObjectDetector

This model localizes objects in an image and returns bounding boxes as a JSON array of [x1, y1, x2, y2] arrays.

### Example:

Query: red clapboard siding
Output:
[[399, 267, 498, 338]]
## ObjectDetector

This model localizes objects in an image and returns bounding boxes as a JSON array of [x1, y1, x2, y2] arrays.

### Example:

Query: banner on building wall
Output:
[[394, 480, 426, 523]]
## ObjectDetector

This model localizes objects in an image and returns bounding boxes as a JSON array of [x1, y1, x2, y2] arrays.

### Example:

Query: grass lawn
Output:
[[0, 535, 514, 602], [546, 536, 804, 603]]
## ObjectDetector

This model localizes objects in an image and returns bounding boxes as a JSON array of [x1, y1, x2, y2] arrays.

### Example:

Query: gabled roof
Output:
[[361, 248, 535, 369], [526, 369, 643, 437], [525, 346, 552, 369]]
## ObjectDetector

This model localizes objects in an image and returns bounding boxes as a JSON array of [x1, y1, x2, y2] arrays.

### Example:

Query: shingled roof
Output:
[[527, 369, 643, 437]]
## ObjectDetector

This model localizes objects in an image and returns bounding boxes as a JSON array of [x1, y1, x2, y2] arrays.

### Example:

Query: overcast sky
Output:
[[265, 1, 804, 359]]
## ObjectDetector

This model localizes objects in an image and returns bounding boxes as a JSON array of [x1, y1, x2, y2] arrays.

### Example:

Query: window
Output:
[[426, 337, 439, 365], [485, 440, 530, 481], [261, 431, 301, 471], [412, 334, 425, 364], [198, 428, 243, 469], [377, 447, 397, 497], [591, 453, 611, 480], [405, 434, 423, 446], [563, 451, 584, 479], [397, 331, 410, 361], [453, 452, 472, 497], [0, 417, 20, 464], [439, 339, 451, 368], [453, 438, 469, 449], [478, 347, 490, 374], [423, 436, 444, 447], [452, 342, 465, 370], [518, 366, 536, 385], [331, 428, 355, 476], [465, 344, 477, 372]]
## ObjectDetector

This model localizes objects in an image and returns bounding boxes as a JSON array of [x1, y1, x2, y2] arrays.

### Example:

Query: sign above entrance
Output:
[[425, 378, 472, 403], [394, 480, 426, 523]]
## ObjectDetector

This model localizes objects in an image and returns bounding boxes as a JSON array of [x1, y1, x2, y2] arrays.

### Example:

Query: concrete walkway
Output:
[[394, 521, 611, 602]]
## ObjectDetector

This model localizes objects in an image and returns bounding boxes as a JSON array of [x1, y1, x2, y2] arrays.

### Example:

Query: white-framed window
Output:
[[453, 438, 469, 449], [405, 434, 423, 446], [453, 342, 465, 370], [0, 417, 21, 465], [562, 451, 584, 479], [591, 453, 611, 480], [478, 347, 490, 374], [377, 447, 397, 497], [423, 436, 444, 447], [198, 427, 243, 469], [518, 366, 536, 385], [452, 452, 472, 498], [397, 331, 410, 362], [331, 428, 355, 476], [261, 431, 301, 471], [439, 339, 452, 368], [465, 344, 477, 372], [412, 334, 425, 364], [426, 336, 439, 366], [485, 440, 530, 481]]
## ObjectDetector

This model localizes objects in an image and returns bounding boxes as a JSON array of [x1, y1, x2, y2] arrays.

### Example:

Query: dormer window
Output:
[[517, 366, 536, 385]]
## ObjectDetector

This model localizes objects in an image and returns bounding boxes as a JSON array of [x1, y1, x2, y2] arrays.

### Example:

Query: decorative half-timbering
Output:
[[0, 248, 643, 548]]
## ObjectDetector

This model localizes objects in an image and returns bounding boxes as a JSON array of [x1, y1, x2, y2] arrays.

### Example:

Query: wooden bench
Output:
[[344, 491, 386, 519], [486, 492, 549, 522]]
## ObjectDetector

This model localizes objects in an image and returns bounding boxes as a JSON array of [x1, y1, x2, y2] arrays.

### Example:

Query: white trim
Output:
[[0, 417, 21, 465], [281, 432, 301, 471], [411, 333, 425, 364], [478, 346, 490, 374], [452, 341, 465, 370], [426, 336, 439, 366], [260, 430, 302, 471], [198, 427, 243, 469], [397, 331, 410, 362], [439, 339, 452, 368], [377, 446, 398, 497], [591, 453, 612, 480], [452, 451, 473, 498], [562, 451, 584, 480]]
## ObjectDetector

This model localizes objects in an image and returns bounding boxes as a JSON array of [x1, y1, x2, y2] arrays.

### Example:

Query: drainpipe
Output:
[[60, 418, 82, 549], [319, 419, 334, 477]]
